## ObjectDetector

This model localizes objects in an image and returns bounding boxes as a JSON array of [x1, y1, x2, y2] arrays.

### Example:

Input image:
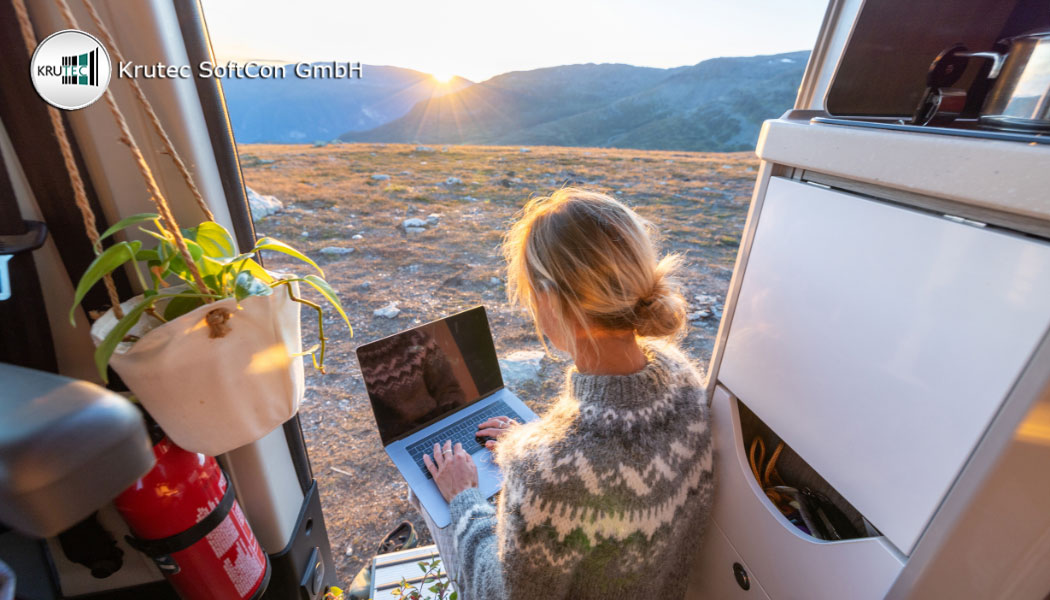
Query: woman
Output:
[[421, 188, 713, 599]]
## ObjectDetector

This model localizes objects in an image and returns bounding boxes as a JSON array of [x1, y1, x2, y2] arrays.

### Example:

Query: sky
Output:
[[200, 0, 829, 83]]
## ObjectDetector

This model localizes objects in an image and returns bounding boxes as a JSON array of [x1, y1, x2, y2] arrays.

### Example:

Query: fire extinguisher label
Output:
[[205, 510, 240, 556], [225, 537, 266, 597]]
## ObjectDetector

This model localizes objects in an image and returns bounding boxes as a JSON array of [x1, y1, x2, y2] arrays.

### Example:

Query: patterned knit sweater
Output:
[[449, 339, 713, 600]]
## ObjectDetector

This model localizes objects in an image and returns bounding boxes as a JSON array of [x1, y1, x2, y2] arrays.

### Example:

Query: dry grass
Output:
[[239, 142, 757, 583]]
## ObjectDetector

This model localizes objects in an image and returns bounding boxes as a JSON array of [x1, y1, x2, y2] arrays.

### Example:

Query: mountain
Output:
[[340, 51, 809, 152], [221, 64, 472, 143]]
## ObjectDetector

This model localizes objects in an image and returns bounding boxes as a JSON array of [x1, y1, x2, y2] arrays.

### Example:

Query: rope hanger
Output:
[[11, 0, 218, 318]]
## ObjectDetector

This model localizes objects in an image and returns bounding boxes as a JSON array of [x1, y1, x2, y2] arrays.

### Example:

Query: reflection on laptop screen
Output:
[[356, 306, 504, 445]]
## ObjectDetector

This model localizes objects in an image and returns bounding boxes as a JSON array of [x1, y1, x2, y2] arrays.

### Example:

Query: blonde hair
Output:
[[502, 187, 686, 357]]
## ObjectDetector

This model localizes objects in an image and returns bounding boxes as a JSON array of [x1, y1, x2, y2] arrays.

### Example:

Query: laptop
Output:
[[355, 306, 538, 528]]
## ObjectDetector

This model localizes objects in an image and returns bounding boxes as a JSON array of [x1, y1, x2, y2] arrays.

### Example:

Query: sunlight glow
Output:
[[431, 71, 454, 84]]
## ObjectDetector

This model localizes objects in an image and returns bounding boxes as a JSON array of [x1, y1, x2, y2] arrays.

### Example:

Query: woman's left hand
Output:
[[423, 440, 478, 502]]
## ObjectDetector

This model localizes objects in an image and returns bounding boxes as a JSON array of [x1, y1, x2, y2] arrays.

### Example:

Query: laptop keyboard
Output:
[[407, 400, 524, 479]]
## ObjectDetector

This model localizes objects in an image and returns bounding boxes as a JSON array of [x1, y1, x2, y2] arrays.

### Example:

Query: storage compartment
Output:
[[737, 400, 878, 543], [687, 385, 905, 600], [719, 177, 1050, 554]]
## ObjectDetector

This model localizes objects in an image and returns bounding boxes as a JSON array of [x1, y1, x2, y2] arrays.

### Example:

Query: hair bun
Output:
[[632, 257, 686, 338]]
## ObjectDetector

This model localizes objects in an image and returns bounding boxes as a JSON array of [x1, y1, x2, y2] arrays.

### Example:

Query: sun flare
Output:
[[431, 71, 454, 84]]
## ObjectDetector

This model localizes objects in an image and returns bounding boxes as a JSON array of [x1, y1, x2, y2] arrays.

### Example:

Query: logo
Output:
[[30, 29, 111, 110]]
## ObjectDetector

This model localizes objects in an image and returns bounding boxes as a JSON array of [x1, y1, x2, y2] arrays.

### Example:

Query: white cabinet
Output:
[[718, 177, 1050, 554], [686, 519, 771, 600], [687, 386, 905, 600]]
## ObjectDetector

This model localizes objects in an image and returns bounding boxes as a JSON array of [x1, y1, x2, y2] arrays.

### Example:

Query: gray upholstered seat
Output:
[[0, 363, 154, 538]]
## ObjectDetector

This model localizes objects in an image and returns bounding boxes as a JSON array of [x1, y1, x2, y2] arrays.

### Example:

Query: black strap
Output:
[[125, 470, 236, 558]]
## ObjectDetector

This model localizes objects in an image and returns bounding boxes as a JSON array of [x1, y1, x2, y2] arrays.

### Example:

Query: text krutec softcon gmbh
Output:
[[118, 61, 364, 79]]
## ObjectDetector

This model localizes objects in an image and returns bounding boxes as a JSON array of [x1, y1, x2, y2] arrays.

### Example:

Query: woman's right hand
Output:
[[476, 416, 518, 449]]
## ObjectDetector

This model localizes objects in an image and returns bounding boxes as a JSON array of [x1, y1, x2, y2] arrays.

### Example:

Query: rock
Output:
[[373, 302, 400, 319], [687, 310, 712, 322], [445, 176, 462, 185], [246, 187, 283, 220], [402, 217, 428, 231], [352, 234, 363, 240], [357, 281, 372, 290], [442, 145, 450, 152], [415, 145, 435, 152], [405, 226, 426, 234], [488, 276, 501, 286], [721, 164, 733, 170], [300, 231, 309, 237], [371, 173, 391, 181], [462, 195, 479, 202], [694, 294, 718, 306], [319, 246, 354, 255], [519, 147, 531, 153], [499, 350, 545, 386], [426, 213, 441, 225], [400, 171, 412, 175]]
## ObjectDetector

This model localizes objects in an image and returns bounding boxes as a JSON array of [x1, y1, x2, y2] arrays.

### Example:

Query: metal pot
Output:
[[918, 31, 1050, 132], [979, 30, 1050, 132]]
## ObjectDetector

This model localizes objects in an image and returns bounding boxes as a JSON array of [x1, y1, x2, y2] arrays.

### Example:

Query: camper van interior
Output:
[[1, 0, 1048, 598]]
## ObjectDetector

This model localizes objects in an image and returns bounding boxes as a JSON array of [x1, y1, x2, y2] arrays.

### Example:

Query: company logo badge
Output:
[[30, 29, 111, 110]]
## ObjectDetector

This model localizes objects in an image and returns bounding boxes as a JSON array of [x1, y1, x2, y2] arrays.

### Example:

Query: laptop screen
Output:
[[356, 306, 504, 445]]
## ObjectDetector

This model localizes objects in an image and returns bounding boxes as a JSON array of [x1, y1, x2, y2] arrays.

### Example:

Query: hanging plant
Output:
[[71, 214, 351, 381]]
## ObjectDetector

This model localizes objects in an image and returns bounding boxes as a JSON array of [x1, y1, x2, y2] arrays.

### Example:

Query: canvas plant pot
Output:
[[90, 282, 305, 456]]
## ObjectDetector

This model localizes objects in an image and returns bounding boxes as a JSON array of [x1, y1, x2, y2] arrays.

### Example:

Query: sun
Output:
[[431, 71, 454, 84]]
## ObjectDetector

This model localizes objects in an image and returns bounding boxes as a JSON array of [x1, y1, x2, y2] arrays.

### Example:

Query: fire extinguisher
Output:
[[114, 437, 270, 599]]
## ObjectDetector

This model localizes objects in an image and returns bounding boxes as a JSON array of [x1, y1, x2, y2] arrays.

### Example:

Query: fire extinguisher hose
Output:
[[123, 471, 235, 558]]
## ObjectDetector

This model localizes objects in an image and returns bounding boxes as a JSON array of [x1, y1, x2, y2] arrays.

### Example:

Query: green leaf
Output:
[[418, 562, 428, 573], [234, 271, 273, 301], [192, 221, 236, 259], [163, 295, 205, 321], [135, 248, 160, 262], [93, 295, 156, 382], [168, 240, 206, 284], [240, 258, 274, 283], [253, 237, 323, 277], [449, 591, 457, 600], [96, 213, 159, 251], [69, 240, 141, 326], [302, 274, 351, 332]]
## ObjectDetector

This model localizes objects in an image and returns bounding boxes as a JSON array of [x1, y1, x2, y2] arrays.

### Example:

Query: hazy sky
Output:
[[200, 0, 829, 82]]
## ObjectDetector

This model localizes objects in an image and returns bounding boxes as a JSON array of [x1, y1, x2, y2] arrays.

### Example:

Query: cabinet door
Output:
[[686, 520, 770, 600], [719, 177, 1050, 554]]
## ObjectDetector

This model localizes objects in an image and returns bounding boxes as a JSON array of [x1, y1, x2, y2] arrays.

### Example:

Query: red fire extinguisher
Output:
[[114, 437, 269, 599]]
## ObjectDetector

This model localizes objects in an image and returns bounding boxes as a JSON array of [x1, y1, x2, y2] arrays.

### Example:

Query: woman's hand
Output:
[[475, 416, 518, 449], [423, 440, 478, 503]]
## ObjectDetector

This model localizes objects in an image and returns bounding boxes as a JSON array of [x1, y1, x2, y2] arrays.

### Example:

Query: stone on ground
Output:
[[499, 350, 545, 386], [246, 187, 283, 220], [373, 302, 400, 319]]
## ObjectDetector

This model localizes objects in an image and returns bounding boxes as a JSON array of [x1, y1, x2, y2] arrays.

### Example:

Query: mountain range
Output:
[[221, 65, 472, 143], [222, 51, 808, 151]]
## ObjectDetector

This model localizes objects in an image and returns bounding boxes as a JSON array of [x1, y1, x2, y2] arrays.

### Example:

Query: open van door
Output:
[[0, 1, 336, 598], [686, 0, 1050, 598], [3, 0, 1050, 599]]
